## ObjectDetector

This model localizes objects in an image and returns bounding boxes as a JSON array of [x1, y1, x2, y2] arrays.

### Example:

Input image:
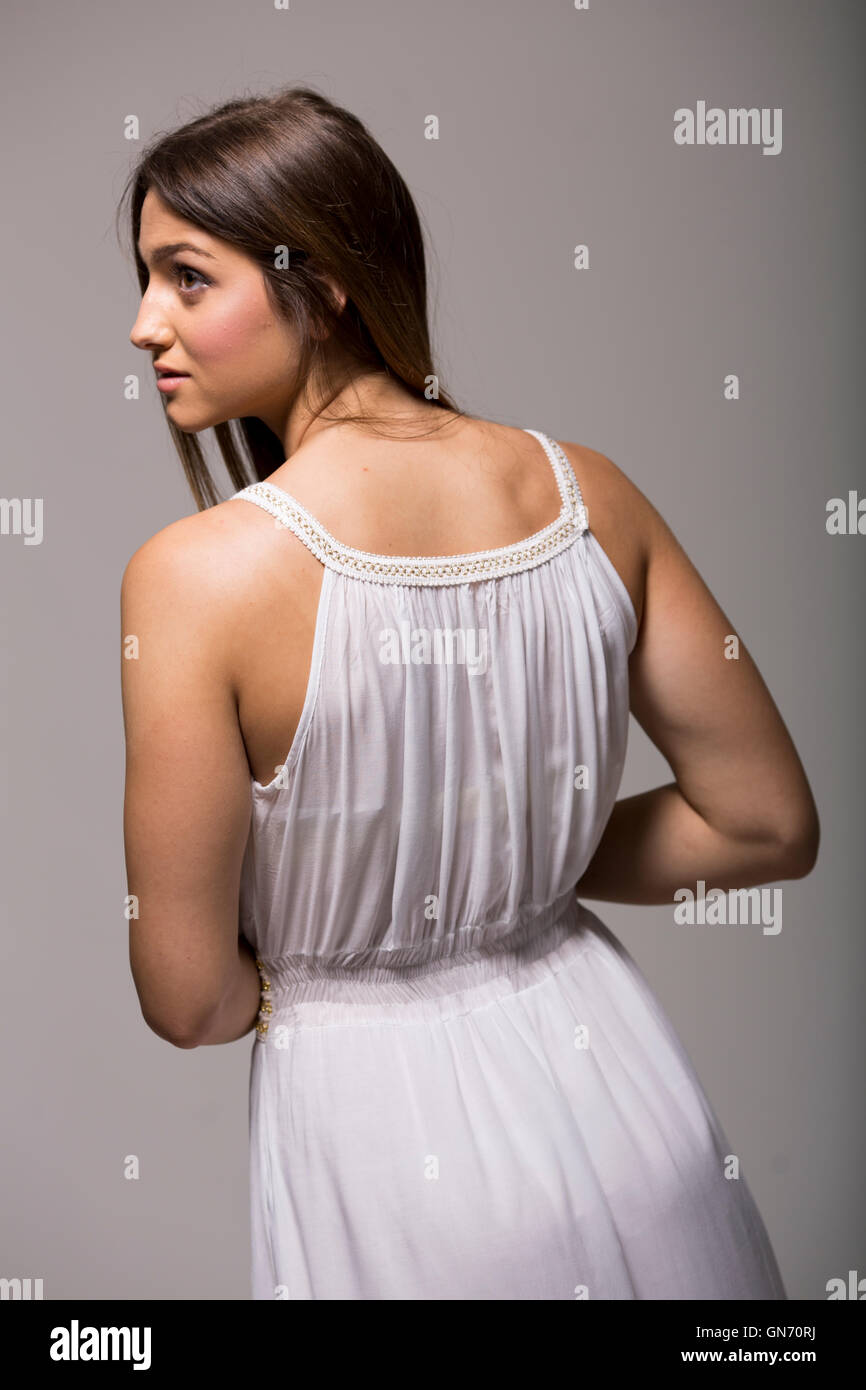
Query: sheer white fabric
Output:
[[232, 429, 787, 1300]]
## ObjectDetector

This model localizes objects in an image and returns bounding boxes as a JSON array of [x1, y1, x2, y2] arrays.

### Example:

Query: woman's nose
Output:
[[129, 294, 171, 351]]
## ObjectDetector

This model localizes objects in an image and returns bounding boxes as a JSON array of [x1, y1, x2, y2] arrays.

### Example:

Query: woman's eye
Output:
[[172, 262, 209, 293]]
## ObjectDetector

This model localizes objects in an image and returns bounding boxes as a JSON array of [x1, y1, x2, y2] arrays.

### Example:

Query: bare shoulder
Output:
[[123, 504, 238, 606], [121, 494, 292, 600], [119, 498, 297, 681], [120, 497, 321, 702], [555, 440, 653, 630]]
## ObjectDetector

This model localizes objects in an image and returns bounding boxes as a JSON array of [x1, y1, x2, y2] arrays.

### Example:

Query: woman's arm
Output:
[[121, 512, 261, 1048], [575, 453, 820, 904], [576, 782, 814, 905]]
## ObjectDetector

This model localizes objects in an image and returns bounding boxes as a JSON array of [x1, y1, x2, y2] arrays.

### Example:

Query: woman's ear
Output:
[[308, 271, 347, 341], [324, 275, 347, 318]]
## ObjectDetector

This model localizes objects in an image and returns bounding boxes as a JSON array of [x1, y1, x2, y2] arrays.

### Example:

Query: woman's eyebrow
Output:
[[138, 240, 217, 267]]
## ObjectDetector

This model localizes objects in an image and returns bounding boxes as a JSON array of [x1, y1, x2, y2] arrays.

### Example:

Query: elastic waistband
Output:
[[253, 892, 597, 1035]]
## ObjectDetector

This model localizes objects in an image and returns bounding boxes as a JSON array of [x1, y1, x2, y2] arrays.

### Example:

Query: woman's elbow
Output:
[[140, 1004, 210, 1049], [131, 954, 227, 1049], [777, 805, 821, 879]]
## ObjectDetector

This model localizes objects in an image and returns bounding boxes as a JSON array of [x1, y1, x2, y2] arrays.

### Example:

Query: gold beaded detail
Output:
[[230, 431, 588, 587], [254, 956, 272, 1040]]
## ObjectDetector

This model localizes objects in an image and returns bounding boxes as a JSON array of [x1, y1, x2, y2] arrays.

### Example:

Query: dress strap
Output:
[[229, 428, 588, 586], [524, 429, 588, 526]]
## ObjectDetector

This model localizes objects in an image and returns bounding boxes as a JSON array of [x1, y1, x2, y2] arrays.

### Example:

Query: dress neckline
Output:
[[229, 427, 588, 586]]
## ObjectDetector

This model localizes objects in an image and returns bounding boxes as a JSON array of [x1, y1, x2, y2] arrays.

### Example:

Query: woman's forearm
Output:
[[575, 782, 806, 905]]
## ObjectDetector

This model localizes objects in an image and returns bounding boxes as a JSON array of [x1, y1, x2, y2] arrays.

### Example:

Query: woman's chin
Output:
[[164, 401, 225, 431]]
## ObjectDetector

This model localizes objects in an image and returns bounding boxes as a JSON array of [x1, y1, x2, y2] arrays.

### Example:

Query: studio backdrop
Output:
[[0, 0, 863, 1301]]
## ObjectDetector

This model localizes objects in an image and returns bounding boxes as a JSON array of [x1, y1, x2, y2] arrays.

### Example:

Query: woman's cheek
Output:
[[191, 280, 273, 361], [188, 315, 256, 364]]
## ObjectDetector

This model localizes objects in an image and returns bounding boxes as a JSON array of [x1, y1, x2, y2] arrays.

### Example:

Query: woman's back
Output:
[[213, 416, 788, 1299], [231, 423, 635, 962], [223, 416, 644, 789]]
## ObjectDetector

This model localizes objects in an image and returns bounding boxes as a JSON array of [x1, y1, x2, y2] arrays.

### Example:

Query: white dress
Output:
[[231, 428, 787, 1301]]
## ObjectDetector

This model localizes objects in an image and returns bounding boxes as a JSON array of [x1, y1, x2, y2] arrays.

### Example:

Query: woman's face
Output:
[[129, 188, 304, 436]]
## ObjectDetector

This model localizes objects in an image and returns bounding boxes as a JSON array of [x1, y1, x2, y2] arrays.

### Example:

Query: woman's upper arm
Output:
[[121, 515, 253, 1045], [617, 467, 819, 863]]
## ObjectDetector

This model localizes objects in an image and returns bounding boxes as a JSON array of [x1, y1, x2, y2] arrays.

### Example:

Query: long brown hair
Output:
[[117, 85, 467, 510]]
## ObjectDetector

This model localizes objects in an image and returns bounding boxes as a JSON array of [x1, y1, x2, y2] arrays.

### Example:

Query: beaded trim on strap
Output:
[[229, 428, 588, 586]]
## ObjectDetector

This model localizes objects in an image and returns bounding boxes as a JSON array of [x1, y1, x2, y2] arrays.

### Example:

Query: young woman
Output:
[[119, 86, 818, 1300]]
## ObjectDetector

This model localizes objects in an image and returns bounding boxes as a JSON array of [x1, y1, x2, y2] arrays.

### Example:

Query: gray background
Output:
[[1, 0, 863, 1300]]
